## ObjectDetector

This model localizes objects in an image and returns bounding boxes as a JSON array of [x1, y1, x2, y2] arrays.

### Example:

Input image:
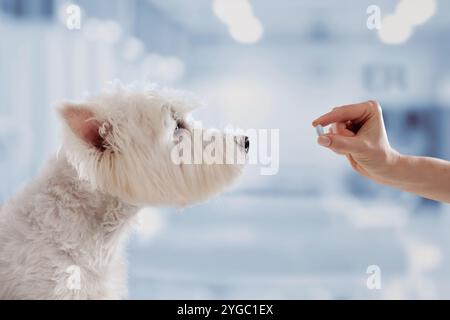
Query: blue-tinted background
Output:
[[1, 0, 450, 299]]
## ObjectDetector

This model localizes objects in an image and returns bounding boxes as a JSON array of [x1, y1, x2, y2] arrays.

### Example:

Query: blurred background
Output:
[[1, 0, 450, 299]]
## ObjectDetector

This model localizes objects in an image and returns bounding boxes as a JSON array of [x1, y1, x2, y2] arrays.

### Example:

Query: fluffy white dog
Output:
[[0, 83, 248, 299]]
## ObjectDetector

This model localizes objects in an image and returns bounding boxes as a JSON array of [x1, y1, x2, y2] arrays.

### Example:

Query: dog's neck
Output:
[[31, 154, 141, 271], [34, 154, 141, 242]]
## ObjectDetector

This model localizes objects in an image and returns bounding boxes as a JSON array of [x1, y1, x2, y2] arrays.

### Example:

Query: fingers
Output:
[[312, 100, 379, 127], [331, 122, 355, 137], [317, 134, 366, 155]]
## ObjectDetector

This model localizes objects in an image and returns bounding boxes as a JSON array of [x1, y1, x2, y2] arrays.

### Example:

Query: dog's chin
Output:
[[178, 167, 244, 207], [101, 164, 244, 208]]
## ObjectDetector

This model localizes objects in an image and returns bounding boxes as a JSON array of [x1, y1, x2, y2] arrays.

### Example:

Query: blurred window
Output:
[[0, 0, 53, 19]]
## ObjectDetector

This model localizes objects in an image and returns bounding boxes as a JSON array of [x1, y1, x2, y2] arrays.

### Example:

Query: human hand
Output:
[[312, 100, 400, 184]]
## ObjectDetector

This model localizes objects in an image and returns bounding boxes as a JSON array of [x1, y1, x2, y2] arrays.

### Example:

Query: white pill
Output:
[[315, 124, 325, 136]]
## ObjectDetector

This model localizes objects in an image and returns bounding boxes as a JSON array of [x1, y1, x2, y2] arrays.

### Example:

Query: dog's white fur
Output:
[[0, 83, 246, 299]]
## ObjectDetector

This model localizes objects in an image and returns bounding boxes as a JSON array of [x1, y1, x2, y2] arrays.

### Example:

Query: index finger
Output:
[[312, 101, 374, 127]]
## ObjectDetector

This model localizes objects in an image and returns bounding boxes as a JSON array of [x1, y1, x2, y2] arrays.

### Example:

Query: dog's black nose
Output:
[[244, 136, 249, 153]]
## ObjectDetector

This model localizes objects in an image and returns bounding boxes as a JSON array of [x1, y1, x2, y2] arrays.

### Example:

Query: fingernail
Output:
[[318, 136, 331, 147]]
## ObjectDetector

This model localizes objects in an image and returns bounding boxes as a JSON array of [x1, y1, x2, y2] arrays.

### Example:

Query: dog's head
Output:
[[58, 84, 248, 206]]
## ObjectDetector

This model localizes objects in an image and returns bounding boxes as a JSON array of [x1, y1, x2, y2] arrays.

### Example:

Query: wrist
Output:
[[368, 148, 403, 184], [376, 149, 405, 184]]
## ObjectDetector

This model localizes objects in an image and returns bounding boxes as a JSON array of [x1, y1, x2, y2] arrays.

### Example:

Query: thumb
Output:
[[318, 134, 365, 155]]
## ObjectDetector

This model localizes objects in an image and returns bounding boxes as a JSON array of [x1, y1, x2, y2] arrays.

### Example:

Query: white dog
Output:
[[0, 83, 248, 299]]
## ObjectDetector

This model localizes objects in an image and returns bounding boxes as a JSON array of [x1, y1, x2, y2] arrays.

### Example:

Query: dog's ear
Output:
[[59, 103, 110, 151]]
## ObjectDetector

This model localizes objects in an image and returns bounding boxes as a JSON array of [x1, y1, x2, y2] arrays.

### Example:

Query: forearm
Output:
[[380, 155, 450, 203]]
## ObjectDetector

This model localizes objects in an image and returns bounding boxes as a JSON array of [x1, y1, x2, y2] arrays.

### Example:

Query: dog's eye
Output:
[[174, 119, 186, 133]]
